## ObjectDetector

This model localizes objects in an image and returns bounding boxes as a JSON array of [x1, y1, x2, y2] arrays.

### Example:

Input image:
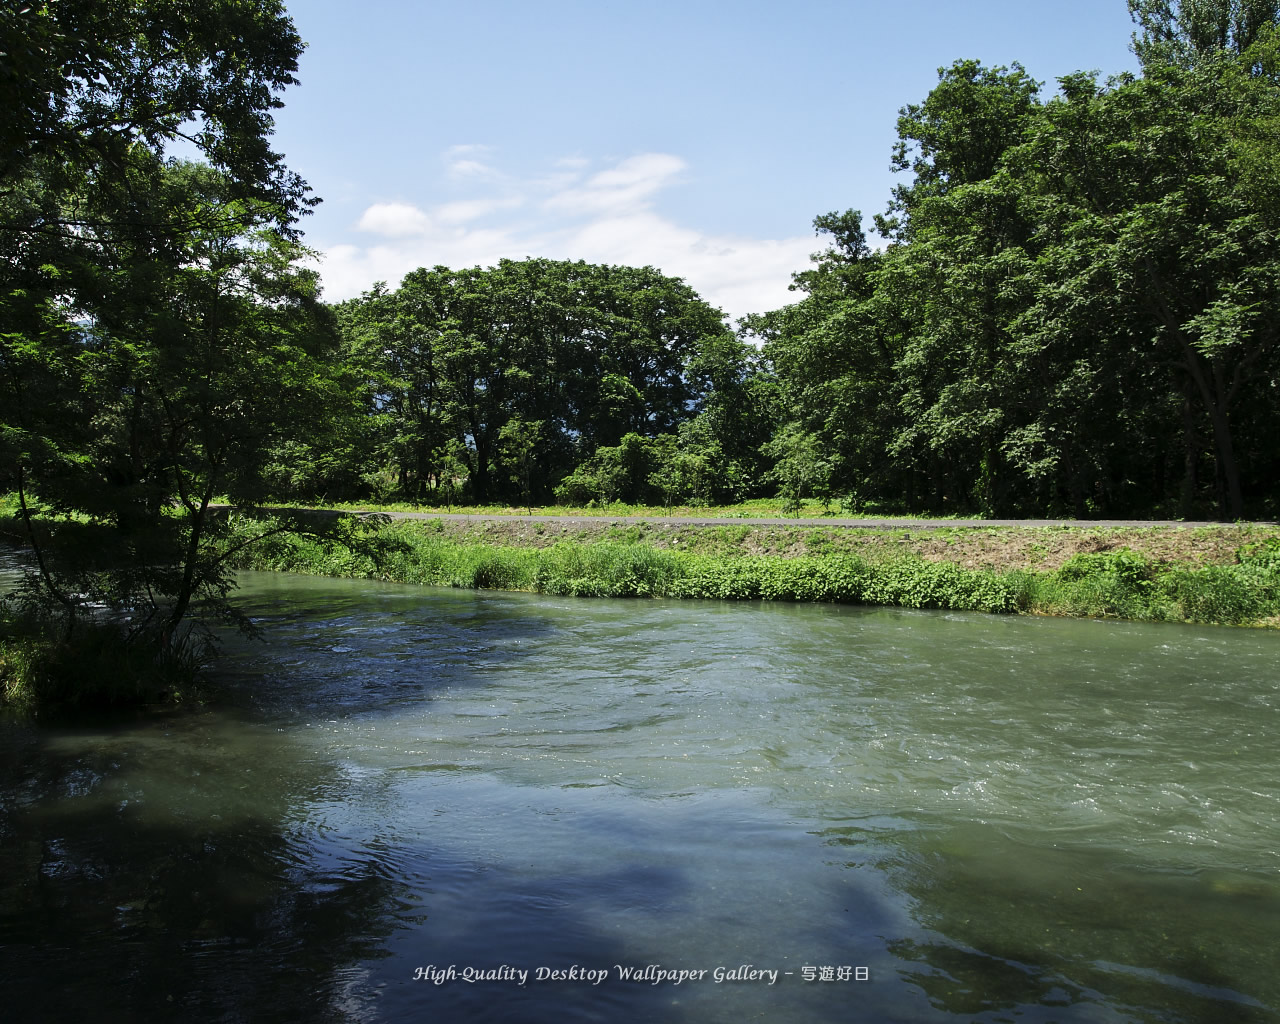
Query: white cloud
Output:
[[317, 150, 814, 322], [545, 153, 686, 215], [435, 196, 524, 225], [355, 202, 433, 237], [563, 212, 811, 322], [448, 159, 499, 179], [443, 145, 502, 180]]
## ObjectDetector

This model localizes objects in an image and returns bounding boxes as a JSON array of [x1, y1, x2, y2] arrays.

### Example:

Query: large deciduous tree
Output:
[[1128, 0, 1280, 65], [1005, 44, 1280, 518], [1, 0, 330, 646], [757, 12, 1280, 520], [0, 0, 311, 225], [333, 259, 737, 505]]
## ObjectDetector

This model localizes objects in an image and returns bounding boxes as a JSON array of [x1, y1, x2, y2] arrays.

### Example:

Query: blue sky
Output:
[[273, 0, 1141, 319]]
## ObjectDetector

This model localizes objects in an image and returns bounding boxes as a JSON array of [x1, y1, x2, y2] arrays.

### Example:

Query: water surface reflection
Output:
[[2, 572, 1277, 1022]]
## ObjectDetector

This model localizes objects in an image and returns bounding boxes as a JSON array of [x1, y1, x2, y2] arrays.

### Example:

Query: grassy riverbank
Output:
[[4, 510, 1277, 712], [223, 514, 1280, 627]]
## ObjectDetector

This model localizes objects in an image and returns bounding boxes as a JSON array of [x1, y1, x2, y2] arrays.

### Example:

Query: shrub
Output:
[[1, 614, 211, 714]]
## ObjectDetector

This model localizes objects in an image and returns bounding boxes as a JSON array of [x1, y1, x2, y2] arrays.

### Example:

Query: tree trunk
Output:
[[1181, 345, 1243, 520], [167, 499, 207, 633], [1180, 392, 1199, 519], [471, 431, 490, 503]]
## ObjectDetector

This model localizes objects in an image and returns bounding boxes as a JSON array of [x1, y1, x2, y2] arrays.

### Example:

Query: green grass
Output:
[[1020, 543, 1280, 625], [227, 523, 1026, 612], [219, 517, 1280, 626], [0, 615, 211, 714]]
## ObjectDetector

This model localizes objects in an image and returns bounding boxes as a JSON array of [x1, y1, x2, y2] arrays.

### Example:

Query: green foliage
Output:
[[1058, 549, 1156, 589], [743, 209, 899, 511], [535, 544, 680, 598], [1, 612, 211, 714], [751, 18, 1280, 520], [0, 0, 329, 706], [879, 60, 1042, 242], [1026, 542, 1280, 623], [220, 516, 1280, 627], [223, 518, 1030, 615], [1237, 534, 1280, 567], [499, 418, 544, 514], [332, 260, 739, 505], [554, 429, 745, 508], [555, 433, 653, 505], [1129, 0, 1280, 66], [2, 162, 341, 645], [1158, 564, 1271, 623], [432, 439, 470, 511], [761, 424, 833, 515], [0, 0, 312, 224], [220, 513, 539, 592]]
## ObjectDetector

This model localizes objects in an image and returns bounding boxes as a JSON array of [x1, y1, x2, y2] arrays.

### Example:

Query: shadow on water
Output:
[[813, 819, 1280, 1023], [5, 570, 1278, 1023], [0, 712, 391, 1022], [0, 713, 696, 1024], [209, 572, 566, 720], [0, 578, 691, 1023]]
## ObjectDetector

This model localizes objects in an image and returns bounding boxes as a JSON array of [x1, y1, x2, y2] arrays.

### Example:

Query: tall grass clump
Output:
[[534, 542, 681, 597], [220, 516, 541, 591], [1025, 544, 1280, 625], [1028, 549, 1166, 620], [669, 554, 1027, 612], [0, 613, 210, 714], [1156, 538, 1280, 624]]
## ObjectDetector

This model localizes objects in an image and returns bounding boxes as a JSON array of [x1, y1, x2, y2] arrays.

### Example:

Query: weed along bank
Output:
[[221, 512, 1280, 628]]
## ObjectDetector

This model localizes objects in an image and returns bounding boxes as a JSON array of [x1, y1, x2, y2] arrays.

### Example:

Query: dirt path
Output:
[[344, 512, 1276, 573], [368, 511, 1267, 529], [232, 506, 1277, 572]]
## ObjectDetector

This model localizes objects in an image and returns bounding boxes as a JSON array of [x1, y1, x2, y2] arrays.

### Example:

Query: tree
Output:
[[553, 432, 654, 506], [761, 424, 831, 516], [749, 64, 1046, 518], [1129, 0, 1280, 65], [745, 209, 908, 511], [1003, 47, 1280, 518], [0, 0, 312, 227], [498, 418, 543, 514], [334, 259, 734, 505], [431, 438, 470, 511], [1, 1, 323, 668], [5, 159, 340, 643], [334, 281, 453, 502], [875, 60, 1041, 243]]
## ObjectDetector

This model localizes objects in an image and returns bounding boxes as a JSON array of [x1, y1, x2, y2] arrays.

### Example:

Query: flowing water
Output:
[[1, 570, 1278, 1022]]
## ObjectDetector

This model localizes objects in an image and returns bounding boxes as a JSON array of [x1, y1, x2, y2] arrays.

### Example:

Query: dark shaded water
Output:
[[2, 570, 1278, 1022]]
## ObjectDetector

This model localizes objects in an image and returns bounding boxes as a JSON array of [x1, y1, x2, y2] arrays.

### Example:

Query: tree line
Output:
[[312, 0, 1280, 522], [747, 0, 1280, 522], [3, 0, 1279, 665], [316, 260, 761, 509]]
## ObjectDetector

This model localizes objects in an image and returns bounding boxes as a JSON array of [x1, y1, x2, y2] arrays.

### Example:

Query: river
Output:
[[2, 570, 1277, 1022]]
